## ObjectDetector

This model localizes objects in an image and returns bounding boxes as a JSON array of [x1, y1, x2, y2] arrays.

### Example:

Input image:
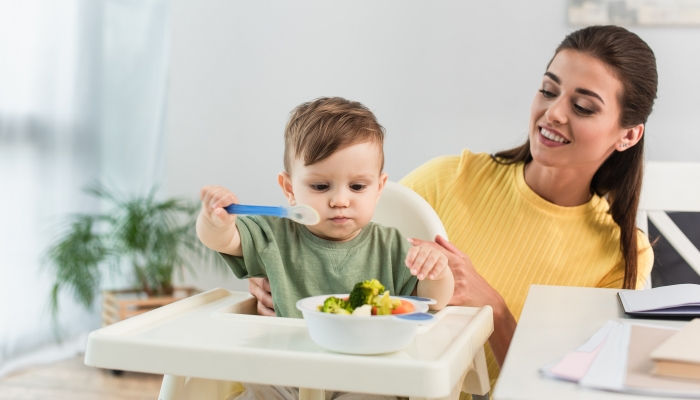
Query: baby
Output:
[[196, 97, 454, 400], [196, 96, 454, 318]]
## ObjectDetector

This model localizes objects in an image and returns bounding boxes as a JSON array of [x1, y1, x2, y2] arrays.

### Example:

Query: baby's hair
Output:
[[283, 97, 385, 173]]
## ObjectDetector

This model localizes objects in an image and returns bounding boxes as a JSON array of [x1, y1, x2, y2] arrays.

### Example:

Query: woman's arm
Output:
[[248, 277, 276, 316], [411, 235, 517, 367]]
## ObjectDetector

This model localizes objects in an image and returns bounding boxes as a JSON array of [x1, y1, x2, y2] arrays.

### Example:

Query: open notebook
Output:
[[618, 284, 700, 317]]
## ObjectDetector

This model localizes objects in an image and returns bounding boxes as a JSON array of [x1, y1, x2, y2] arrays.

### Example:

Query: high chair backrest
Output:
[[372, 181, 448, 242], [638, 161, 700, 288]]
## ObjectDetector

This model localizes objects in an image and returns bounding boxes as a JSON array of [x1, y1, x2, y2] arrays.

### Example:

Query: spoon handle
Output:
[[224, 204, 287, 218], [396, 295, 437, 305]]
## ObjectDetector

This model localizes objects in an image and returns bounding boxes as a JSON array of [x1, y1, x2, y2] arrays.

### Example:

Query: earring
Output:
[[620, 143, 628, 149]]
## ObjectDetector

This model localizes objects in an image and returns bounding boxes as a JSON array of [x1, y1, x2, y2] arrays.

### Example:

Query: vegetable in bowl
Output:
[[296, 290, 432, 354], [317, 279, 416, 316]]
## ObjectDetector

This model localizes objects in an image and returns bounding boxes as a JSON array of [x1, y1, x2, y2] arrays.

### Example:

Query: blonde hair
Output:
[[284, 97, 385, 173]]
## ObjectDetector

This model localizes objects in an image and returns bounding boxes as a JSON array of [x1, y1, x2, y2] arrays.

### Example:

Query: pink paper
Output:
[[549, 342, 604, 381]]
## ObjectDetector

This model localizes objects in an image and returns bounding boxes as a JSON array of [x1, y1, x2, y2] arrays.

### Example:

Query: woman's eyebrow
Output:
[[544, 72, 560, 84], [575, 88, 605, 104], [544, 72, 605, 104]]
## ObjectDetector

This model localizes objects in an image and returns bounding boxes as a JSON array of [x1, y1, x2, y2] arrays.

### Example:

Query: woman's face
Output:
[[529, 49, 638, 171]]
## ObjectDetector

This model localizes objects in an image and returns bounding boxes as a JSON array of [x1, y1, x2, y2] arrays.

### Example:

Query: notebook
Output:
[[651, 318, 700, 380], [624, 324, 700, 396], [618, 284, 700, 317]]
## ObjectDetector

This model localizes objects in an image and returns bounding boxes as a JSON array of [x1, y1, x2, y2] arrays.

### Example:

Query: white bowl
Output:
[[296, 294, 432, 355]]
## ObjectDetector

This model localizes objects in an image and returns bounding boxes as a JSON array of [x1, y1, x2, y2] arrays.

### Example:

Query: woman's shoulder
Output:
[[400, 149, 508, 189], [400, 149, 516, 210]]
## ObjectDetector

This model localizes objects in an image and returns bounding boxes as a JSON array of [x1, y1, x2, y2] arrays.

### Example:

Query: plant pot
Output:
[[101, 287, 198, 326]]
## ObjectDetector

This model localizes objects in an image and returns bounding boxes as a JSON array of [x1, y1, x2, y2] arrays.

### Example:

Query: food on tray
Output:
[[320, 296, 352, 315], [348, 279, 386, 309], [317, 279, 415, 316]]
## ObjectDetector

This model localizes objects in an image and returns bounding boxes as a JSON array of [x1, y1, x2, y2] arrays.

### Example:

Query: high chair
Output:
[[84, 181, 493, 400]]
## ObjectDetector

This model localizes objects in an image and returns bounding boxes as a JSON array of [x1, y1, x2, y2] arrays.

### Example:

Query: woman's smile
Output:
[[538, 126, 570, 145]]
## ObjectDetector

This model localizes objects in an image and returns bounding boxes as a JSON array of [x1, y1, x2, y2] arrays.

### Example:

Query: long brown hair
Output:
[[494, 26, 658, 289]]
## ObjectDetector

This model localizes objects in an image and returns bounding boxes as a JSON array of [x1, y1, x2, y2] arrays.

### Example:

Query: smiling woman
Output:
[[401, 25, 658, 392]]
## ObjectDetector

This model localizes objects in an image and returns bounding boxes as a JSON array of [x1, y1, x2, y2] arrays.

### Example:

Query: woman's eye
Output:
[[539, 89, 556, 98], [350, 184, 366, 191], [311, 184, 329, 191], [574, 104, 594, 116]]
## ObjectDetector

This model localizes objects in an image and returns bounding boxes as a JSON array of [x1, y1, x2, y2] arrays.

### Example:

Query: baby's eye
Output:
[[350, 184, 367, 191], [311, 184, 329, 191]]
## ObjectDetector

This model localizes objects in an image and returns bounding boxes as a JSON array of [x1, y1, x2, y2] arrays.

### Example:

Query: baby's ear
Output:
[[376, 172, 388, 203], [278, 171, 296, 206]]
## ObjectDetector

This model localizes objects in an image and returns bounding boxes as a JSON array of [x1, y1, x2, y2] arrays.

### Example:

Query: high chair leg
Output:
[[299, 387, 325, 400]]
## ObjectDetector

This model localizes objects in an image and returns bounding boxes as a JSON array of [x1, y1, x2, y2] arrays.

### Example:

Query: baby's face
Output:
[[282, 141, 387, 242]]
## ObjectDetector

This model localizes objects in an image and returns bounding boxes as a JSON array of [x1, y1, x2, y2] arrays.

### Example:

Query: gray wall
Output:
[[166, 0, 700, 291]]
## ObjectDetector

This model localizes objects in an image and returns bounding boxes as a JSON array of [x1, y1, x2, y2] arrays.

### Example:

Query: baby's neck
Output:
[[305, 226, 365, 243]]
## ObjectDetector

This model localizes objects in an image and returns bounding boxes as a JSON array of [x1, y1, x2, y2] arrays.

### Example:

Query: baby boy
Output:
[[196, 97, 454, 318]]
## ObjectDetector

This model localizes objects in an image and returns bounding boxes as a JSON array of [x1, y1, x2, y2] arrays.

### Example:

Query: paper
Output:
[[578, 322, 628, 391], [541, 320, 700, 398], [540, 320, 616, 382], [619, 284, 700, 313], [651, 318, 700, 365], [625, 324, 700, 396]]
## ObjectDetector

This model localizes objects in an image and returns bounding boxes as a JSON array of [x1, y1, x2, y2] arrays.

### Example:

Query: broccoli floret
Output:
[[348, 279, 386, 309], [374, 290, 393, 315], [320, 296, 352, 314]]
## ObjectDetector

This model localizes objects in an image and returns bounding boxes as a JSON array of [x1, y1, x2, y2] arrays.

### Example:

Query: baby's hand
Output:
[[199, 185, 239, 228], [405, 239, 449, 280]]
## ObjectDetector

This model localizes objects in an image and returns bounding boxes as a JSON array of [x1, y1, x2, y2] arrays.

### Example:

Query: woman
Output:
[[249, 25, 657, 390]]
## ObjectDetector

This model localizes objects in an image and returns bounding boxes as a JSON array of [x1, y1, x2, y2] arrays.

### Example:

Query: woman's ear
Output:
[[375, 172, 388, 204], [278, 171, 296, 206], [617, 123, 644, 152]]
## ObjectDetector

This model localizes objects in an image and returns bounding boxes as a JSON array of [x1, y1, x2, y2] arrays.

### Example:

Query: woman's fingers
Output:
[[248, 277, 276, 316], [256, 301, 276, 316], [435, 235, 465, 257]]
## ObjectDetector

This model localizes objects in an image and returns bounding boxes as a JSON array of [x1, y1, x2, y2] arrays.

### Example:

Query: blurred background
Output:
[[1, 0, 699, 395]]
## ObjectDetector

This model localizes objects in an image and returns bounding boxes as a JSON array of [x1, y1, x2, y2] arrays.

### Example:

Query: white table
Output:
[[493, 285, 689, 400], [84, 288, 493, 400]]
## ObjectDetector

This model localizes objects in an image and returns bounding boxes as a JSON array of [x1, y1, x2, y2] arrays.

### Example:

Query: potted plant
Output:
[[45, 183, 217, 328]]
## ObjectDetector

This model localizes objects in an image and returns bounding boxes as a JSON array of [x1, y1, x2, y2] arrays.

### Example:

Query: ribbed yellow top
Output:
[[400, 150, 653, 391]]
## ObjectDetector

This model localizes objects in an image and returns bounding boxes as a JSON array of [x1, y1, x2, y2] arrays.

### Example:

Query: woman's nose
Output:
[[545, 97, 568, 125]]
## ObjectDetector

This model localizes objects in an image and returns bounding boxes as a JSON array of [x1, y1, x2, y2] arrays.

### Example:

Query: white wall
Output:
[[166, 0, 700, 291]]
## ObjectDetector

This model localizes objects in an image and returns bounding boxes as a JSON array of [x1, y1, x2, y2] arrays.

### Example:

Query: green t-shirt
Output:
[[220, 216, 418, 318]]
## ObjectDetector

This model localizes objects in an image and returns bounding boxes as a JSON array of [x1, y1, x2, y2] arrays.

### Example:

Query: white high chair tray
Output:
[[84, 288, 493, 398]]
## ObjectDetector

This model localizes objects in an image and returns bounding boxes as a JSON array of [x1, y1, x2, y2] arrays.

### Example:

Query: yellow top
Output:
[[400, 150, 653, 390]]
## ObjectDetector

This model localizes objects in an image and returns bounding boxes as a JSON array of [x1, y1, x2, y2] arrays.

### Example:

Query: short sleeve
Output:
[[219, 216, 272, 279], [635, 230, 654, 289], [596, 229, 655, 289]]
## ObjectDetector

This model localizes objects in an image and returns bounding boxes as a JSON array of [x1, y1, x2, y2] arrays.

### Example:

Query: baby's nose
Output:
[[329, 189, 350, 208]]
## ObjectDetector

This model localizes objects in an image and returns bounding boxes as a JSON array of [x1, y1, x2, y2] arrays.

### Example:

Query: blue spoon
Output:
[[397, 295, 437, 305], [224, 203, 320, 225]]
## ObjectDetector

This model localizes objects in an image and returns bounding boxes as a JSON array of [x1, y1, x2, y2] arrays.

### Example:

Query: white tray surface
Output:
[[85, 288, 492, 397]]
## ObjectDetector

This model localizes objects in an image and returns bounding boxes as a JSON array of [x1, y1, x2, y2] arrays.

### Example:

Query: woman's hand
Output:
[[248, 277, 276, 316], [409, 235, 517, 367]]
